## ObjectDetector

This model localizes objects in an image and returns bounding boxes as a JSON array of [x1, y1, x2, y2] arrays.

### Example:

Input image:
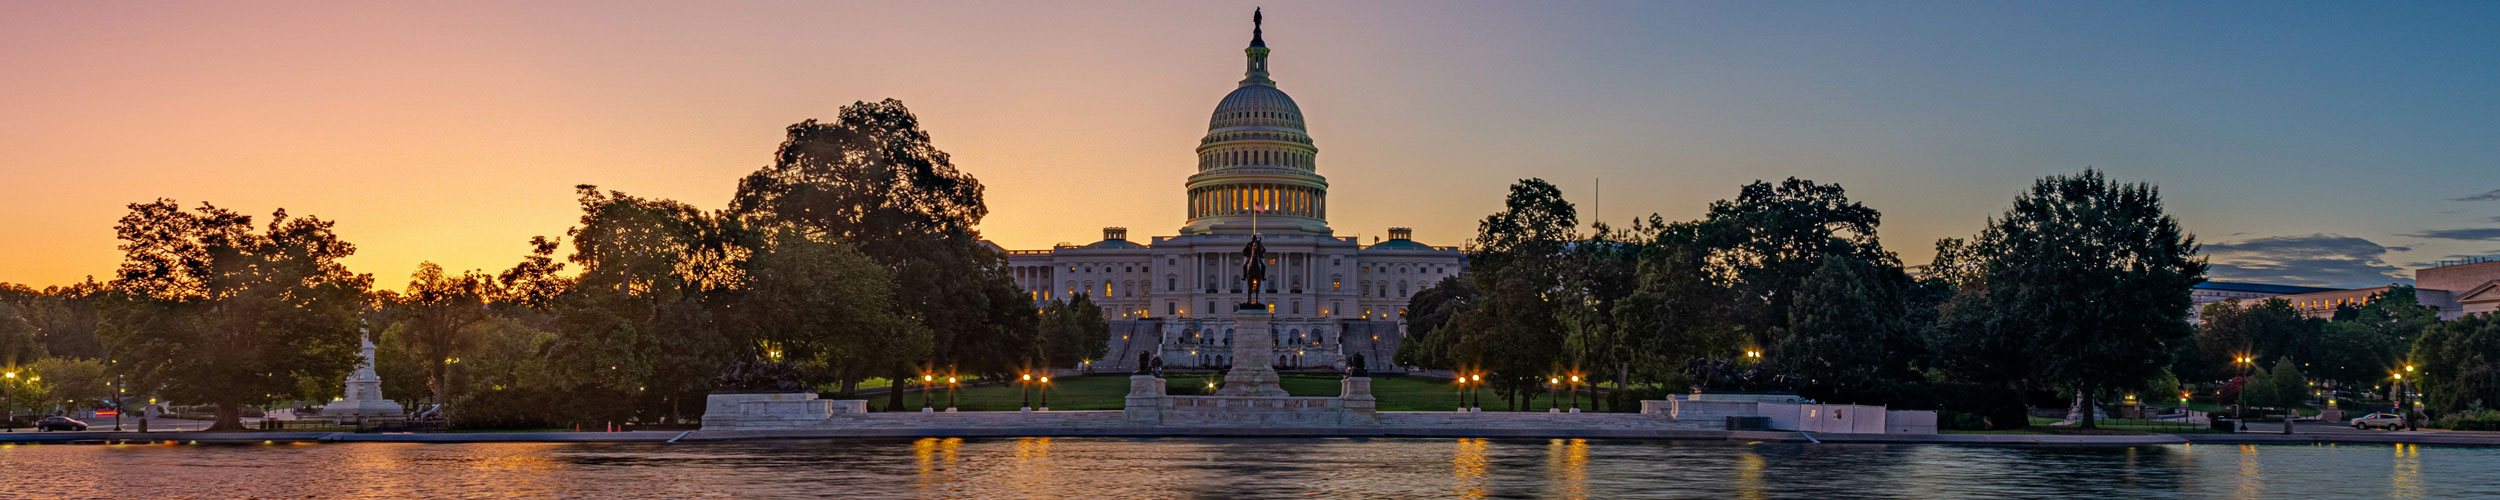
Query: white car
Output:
[[2349, 412, 2404, 430]]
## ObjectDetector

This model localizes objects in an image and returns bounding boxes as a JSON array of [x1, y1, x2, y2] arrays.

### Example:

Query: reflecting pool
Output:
[[3, 438, 2491, 498]]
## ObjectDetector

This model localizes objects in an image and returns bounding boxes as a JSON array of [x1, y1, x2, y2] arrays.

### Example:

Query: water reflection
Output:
[[2392, 443, 2421, 499], [914, 437, 965, 495], [1737, 449, 1767, 500], [1451, 437, 1488, 498], [1546, 438, 1588, 499], [4, 438, 2496, 499]]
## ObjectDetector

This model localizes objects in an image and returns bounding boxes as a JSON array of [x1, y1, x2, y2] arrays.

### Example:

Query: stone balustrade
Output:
[[698, 378, 1798, 434]]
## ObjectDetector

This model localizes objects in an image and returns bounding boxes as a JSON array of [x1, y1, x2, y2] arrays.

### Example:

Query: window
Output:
[[1331, 274, 1342, 291], [1168, 276, 1178, 291], [1168, 302, 1177, 316], [1105, 283, 1114, 297], [1399, 281, 1409, 298]]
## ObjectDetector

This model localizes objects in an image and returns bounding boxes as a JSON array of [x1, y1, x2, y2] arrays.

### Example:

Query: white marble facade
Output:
[[998, 17, 1464, 373]]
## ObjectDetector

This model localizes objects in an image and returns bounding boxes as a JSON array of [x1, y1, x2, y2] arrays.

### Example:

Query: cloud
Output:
[[2453, 189, 2500, 202], [2202, 234, 2411, 288], [2402, 228, 2500, 241]]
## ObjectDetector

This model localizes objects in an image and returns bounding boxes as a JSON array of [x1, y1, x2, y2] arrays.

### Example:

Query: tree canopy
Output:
[[96, 200, 372, 430], [1935, 170, 2205, 428]]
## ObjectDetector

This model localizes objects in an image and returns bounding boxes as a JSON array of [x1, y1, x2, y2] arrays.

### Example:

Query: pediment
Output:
[[2460, 280, 2500, 302]]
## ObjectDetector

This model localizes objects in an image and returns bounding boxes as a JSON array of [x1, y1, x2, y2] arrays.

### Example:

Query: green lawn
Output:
[[865, 374, 1614, 412]]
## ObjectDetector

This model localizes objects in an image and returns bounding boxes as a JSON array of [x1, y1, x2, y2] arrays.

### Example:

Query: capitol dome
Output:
[[1208, 84, 1305, 131], [1180, 9, 1331, 236]]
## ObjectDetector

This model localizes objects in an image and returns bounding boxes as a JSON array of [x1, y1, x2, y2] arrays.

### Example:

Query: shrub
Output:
[[2435, 409, 2500, 431], [450, 387, 564, 430]]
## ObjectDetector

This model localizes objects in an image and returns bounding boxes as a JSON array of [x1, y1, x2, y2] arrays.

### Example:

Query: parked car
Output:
[[2349, 412, 2404, 430], [36, 416, 89, 432]]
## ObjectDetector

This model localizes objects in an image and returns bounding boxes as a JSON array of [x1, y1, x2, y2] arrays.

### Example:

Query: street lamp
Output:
[[2394, 371, 2413, 431], [1020, 373, 1033, 411], [1470, 374, 1484, 412], [1548, 376, 1561, 413], [2231, 354, 2254, 428], [1570, 374, 1582, 413], [946, 376, 959, 412], [2, 371, 14, 433], [921, 374, 934, 412], [1038, 376, 1051, 411]]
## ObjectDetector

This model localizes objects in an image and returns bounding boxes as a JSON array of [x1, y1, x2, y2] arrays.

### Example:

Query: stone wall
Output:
[[1098, 319, 1166, 374], [701, 394, 869, 431], [1338, 321, 1404, 373], [702, 380, 1749, 433], [1641, 398, 1939, 435]]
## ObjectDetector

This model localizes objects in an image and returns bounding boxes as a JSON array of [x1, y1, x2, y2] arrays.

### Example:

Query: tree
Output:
[[1036, 294, 1108, 369], [541, 187, 742, 424], [730, 99, 1035, 397], [2193, 298, 2322, 382], [729, 229, 924, 393], [1447, 179, 1581, 408], [1472, 179, 1580, 264], [1778, 255, 1925, 403], [2312, 286, 2437, 385], [2409, 313, 2500, 413], [1696, 178, 1892, 355], [1557, 219, 1650, 410], [1446, 270, 1567, 410], [95, 200, 372, 431], [0, 303, 41, 368], [27, 357, 111, 411], [2240, 364, 2279, 409], [2267, 358, 2308, 410], [0, 282, 107, 360], [1611, 222, 1743, 388], [1939, 170, 2205, 429], [1395, 276, 1478, 371], [391, 262, 499, 415]]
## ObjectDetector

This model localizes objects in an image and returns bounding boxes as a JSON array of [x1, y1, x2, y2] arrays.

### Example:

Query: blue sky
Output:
[[2, 1, 2495, 289]]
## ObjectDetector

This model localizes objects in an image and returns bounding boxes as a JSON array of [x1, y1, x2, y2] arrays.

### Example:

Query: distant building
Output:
[[2216, 257, 2500, 321], [2193, 281, 2343, 321], [996, 16, 1465, 374]]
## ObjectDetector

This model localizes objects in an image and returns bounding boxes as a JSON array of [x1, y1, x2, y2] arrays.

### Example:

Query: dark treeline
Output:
[[0, 100, 1104, 431], [1395, 172, 2500, 429]]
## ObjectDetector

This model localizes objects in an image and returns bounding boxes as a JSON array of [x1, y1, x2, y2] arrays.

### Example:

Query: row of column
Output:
[[1190, 183, 1323, 219]]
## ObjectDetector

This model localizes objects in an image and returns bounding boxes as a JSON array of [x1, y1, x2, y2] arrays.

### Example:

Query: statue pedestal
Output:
[[331, 331, 403, 424], [1124, 375, 1168, 424], [1218, 307, 1289, 397]]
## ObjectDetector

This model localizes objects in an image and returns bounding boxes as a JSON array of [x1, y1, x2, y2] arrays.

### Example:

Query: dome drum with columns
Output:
[[998, 10, 1465, 375]]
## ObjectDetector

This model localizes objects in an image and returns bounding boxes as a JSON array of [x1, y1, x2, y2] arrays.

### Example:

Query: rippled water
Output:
[[2, 438, 2489, 499]]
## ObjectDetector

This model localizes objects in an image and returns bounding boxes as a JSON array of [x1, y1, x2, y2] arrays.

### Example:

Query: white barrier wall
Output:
[[1885, 410, 1938, 434], [1758, 403, 1881, 433]]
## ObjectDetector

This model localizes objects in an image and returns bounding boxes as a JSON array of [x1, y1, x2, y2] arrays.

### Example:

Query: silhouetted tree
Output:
[[96, 200, 372, 431], [1936, 170, 2205, 429], [731, 99, 1037, 393]]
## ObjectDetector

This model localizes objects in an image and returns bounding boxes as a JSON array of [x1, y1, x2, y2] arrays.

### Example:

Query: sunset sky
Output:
[[4, 2, 2496, 290]]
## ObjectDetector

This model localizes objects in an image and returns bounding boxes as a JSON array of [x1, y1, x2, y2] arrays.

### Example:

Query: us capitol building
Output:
[[997, 12, 1465, 373]]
